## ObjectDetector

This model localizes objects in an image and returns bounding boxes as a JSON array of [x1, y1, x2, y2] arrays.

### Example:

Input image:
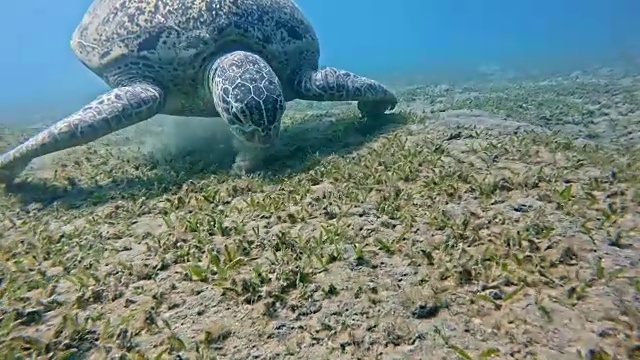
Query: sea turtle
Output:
[[0, 0, 397, 183]]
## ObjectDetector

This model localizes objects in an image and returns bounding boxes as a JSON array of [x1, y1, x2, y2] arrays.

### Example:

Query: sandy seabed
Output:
[[0, 68, 639, 359]]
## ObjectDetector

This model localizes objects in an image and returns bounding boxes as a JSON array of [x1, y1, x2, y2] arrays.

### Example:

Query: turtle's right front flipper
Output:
[[0, 83, 164, 184]]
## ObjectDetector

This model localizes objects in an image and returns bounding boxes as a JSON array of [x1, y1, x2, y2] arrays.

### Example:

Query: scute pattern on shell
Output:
[[71, 0, 321, 92]]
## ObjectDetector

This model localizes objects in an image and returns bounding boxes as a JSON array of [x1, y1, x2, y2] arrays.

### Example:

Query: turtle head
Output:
[[208, 51, 285, 148]]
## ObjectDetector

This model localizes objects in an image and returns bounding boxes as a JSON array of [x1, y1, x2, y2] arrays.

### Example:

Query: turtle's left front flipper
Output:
[[293, 67, 397, 118], [0, 83, 164, 184]]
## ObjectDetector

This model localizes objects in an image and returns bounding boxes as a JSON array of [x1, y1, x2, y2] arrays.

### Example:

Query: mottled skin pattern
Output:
[[0, 0, 397, 183], [209, 51, 285, 147]]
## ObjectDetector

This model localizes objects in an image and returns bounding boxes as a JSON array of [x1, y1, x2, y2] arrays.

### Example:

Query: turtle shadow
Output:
[[2, 110, 408, 210]]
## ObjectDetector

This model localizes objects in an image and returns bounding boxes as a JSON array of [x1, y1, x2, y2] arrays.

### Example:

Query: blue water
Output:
[[0, 0, 638, 120]]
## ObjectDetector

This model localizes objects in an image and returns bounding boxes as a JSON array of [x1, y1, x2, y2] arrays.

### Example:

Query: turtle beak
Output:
[[248, 128, 276, 147], [235, 126, 278, 148], [254, 131, 276, 147]]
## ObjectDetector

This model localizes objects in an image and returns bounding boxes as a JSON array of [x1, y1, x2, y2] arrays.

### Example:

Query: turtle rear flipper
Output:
[[0, 83, 165, 183]]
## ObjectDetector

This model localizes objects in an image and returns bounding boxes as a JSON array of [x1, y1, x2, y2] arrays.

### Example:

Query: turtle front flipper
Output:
[[293, 67, 398, 118], [207, 51, 285, 174], [0, 83, 164, 184]]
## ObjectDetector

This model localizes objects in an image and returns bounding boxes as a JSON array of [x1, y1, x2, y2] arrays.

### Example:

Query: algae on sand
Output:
[[0, 68, 639, 359]]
